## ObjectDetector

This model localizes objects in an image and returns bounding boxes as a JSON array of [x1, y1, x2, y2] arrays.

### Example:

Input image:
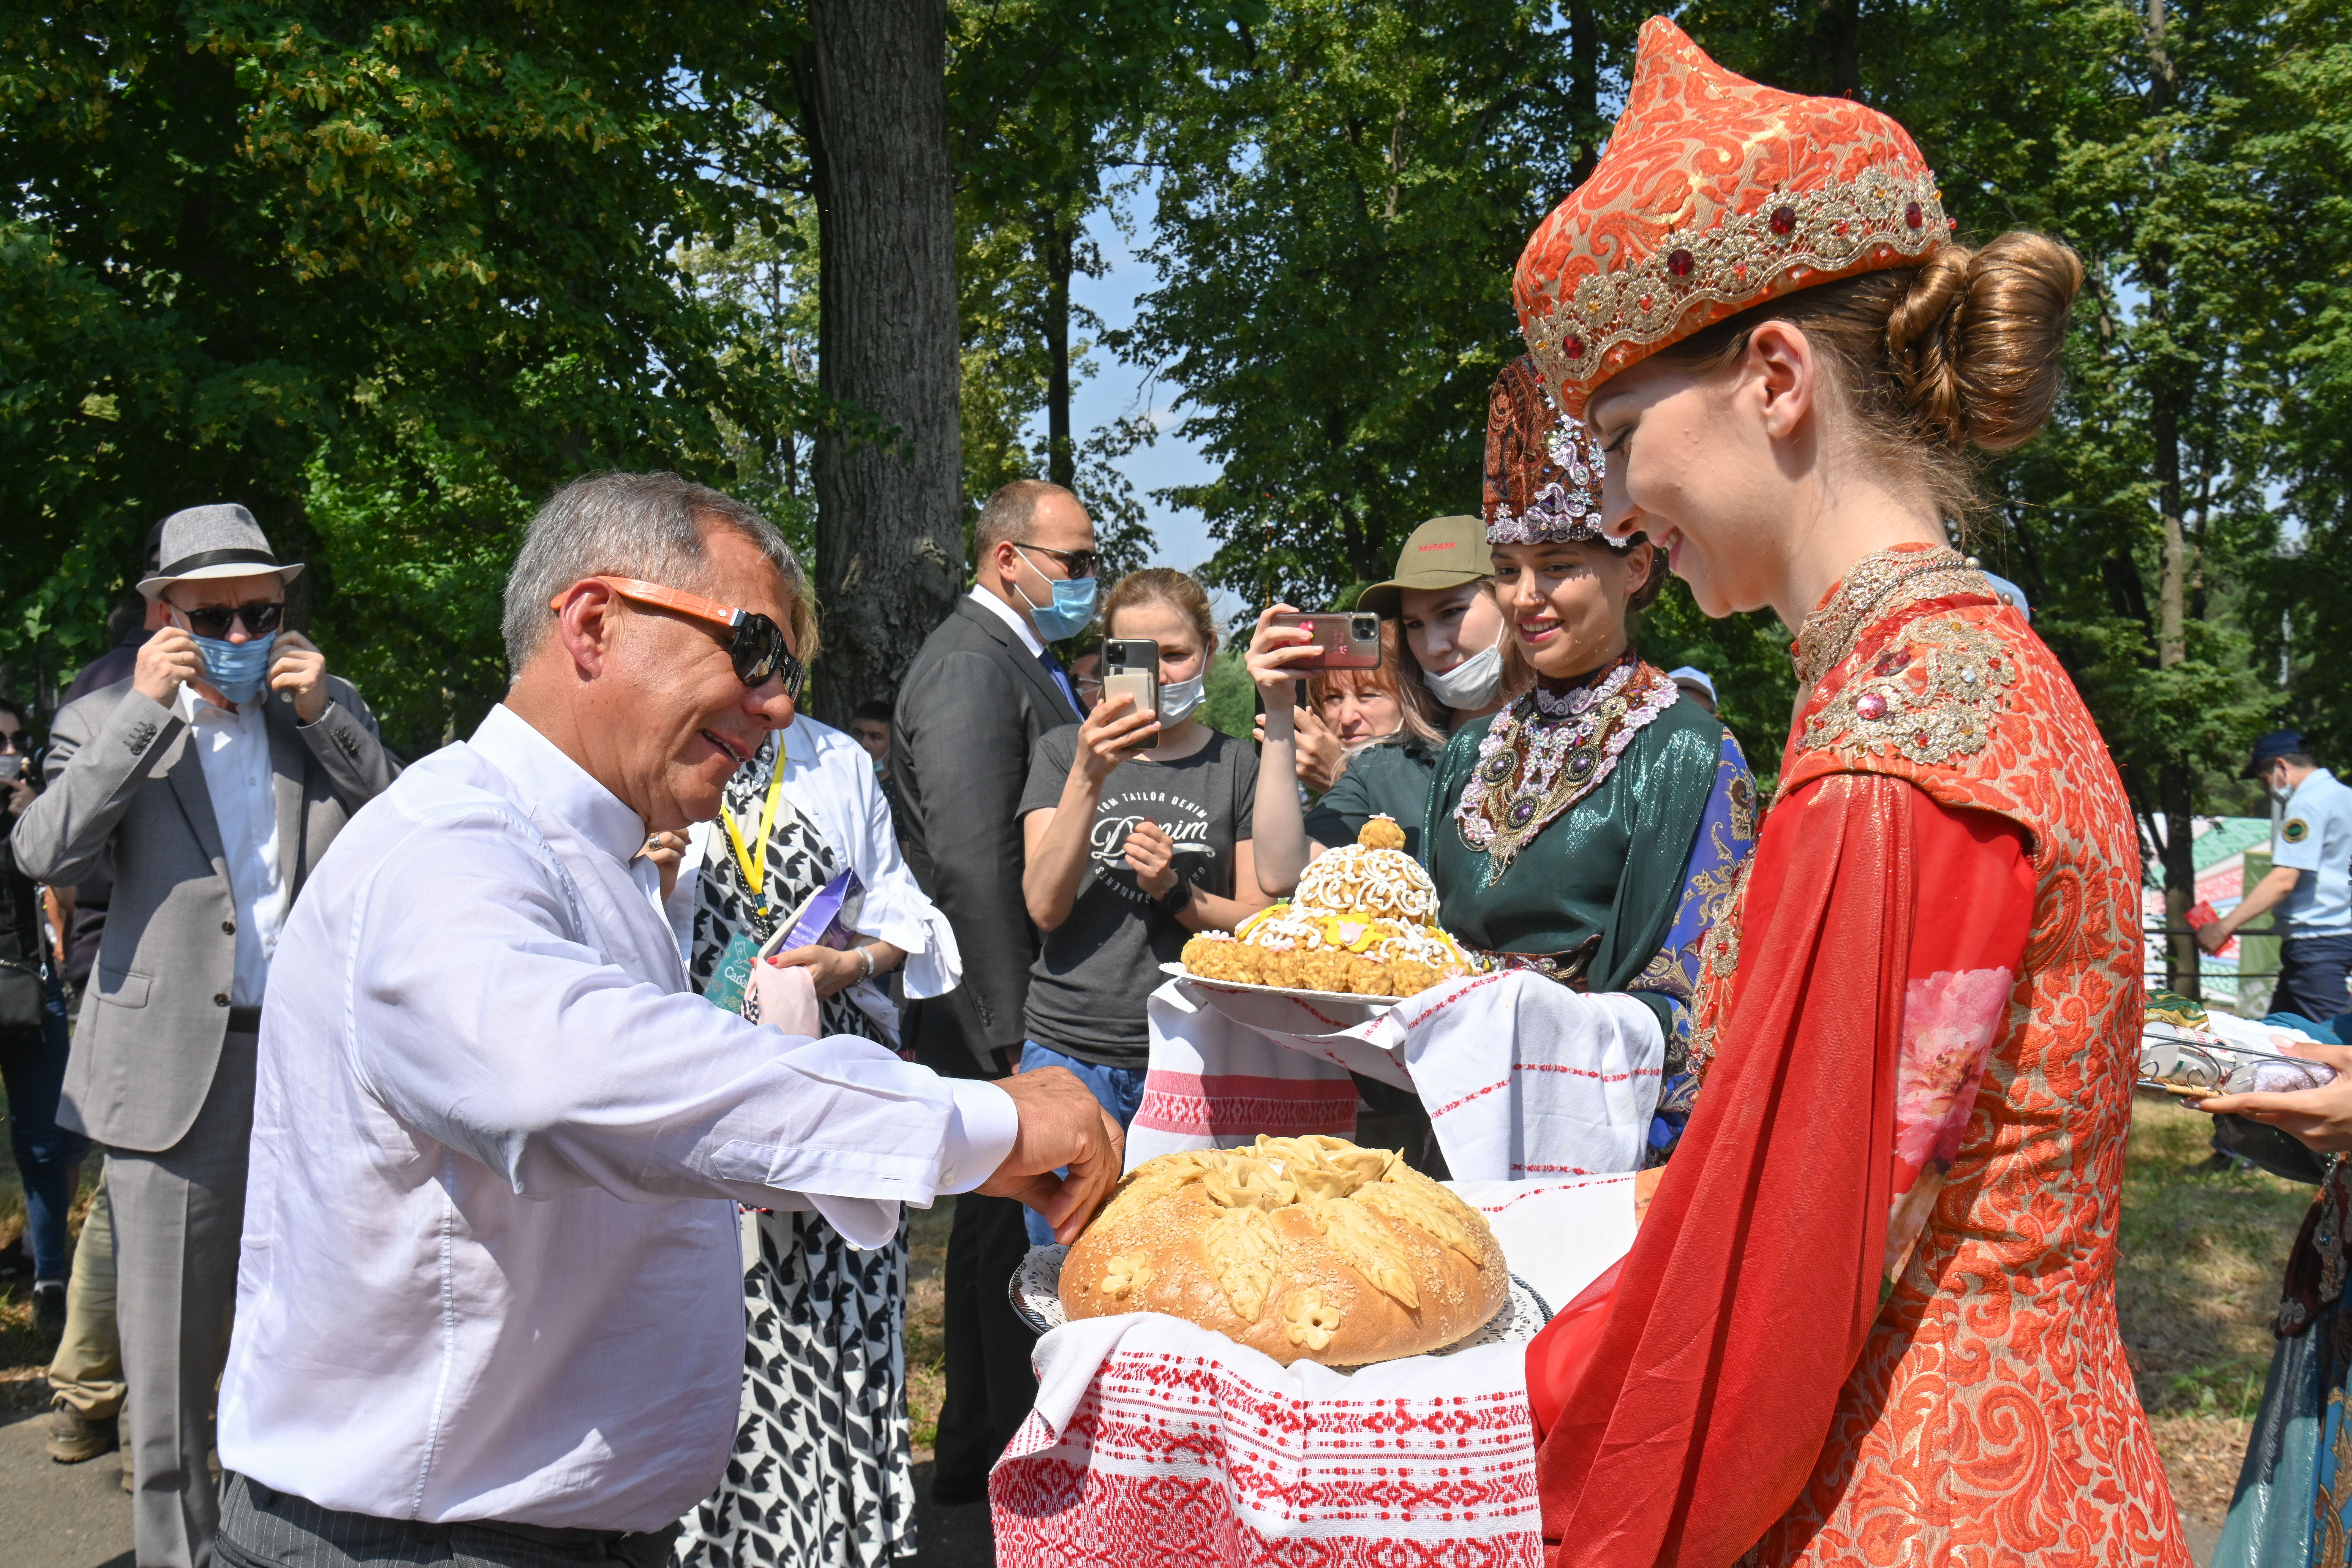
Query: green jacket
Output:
[[1305, 737, 1443, 858]]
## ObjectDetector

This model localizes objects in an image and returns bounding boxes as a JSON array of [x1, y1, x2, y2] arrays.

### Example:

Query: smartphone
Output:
[[1269, 612, 1382, 671], [1100, 638, 1160, 750]]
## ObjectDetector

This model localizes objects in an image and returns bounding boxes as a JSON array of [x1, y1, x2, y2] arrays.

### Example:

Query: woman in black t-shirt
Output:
[[1017, 569, 1268, 1244]]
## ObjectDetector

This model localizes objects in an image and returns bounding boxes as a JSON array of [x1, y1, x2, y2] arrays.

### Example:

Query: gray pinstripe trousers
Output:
[[214, 1475, 683, 1568]]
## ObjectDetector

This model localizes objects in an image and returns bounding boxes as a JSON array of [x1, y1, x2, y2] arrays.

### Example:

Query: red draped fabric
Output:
[[1527, 771, 2033, 1568]]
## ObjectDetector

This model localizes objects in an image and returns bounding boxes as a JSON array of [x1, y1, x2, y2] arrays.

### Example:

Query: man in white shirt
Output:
[[13, 504, 394, 1568], [211, 472, 1120, 1568]]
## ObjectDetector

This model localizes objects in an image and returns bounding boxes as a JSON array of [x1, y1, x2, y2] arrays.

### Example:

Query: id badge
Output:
[[703, 928, 762, 1016]]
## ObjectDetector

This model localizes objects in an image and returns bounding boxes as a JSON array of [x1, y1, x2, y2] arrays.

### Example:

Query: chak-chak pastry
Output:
[[1180, 818, 1473, 998]]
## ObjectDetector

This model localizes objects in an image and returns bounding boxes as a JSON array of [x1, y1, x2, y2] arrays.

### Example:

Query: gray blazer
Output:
[[11, 678, 394, 1151], [894, 597, 1081, 1068]]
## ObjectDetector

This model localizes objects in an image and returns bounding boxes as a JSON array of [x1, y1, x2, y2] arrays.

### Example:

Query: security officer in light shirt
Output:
[[2200, 729, 2352, 1024]]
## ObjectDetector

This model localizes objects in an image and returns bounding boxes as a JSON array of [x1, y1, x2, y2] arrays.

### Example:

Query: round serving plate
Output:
[[1161, 963, 1400, 1021], [1010, 1243, 1552, 1364]]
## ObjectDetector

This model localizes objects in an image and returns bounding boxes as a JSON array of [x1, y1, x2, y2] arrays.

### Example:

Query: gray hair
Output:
[[502, 471, 811, 675]]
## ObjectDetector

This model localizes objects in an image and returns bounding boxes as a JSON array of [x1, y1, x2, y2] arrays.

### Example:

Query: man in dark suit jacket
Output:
[[12, 505, 394, 1568], [894, 478, 1096, 1503]]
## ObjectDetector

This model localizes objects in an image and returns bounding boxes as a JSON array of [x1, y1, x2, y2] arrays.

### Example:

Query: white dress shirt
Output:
[[968, 580, 1045, 656], [667, 715, 962, 998], [176, 684, 286, 1005], [218, 704, 1018, 1530]]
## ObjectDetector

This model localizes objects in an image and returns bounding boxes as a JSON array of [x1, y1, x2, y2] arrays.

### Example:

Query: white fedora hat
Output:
[[137, 504, 304, 600]]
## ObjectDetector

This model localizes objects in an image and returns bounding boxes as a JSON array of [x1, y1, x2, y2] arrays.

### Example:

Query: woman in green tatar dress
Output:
[[1429, 355, 1758, 1163]]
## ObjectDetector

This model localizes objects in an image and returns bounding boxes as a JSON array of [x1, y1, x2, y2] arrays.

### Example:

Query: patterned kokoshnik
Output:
[[1453, 652, 1680, 880], [675, 750, 916, 1568]]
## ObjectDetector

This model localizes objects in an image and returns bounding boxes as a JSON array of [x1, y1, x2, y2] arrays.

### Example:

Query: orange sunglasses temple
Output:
[[548, 576, 746, 630]]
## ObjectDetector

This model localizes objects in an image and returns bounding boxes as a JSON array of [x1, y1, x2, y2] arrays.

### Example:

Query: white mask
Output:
[[1157, 672, 1207, 727], [1421, 643, 1503, 710]]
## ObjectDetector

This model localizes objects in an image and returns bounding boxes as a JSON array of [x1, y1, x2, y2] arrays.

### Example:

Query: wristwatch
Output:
[[1157, 877, 1196, 918]]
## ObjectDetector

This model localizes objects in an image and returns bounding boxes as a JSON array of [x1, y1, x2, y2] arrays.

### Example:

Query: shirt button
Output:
[[213, 993, 229, 1007], [222, 920, 236, 934]]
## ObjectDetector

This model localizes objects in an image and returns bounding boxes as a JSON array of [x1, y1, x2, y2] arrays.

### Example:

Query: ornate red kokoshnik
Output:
[[1512, 16, 1950, 419]]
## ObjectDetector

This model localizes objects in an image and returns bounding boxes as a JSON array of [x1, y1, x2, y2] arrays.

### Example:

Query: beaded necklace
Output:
[[1453, 651, 1679, 882]]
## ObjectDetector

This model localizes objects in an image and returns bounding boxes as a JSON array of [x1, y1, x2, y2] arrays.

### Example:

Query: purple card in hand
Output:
[[760, 867, 865, 959]]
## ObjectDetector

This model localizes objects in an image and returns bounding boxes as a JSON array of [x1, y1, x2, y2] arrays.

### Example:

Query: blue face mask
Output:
[[1015, 556, 1099, 642], [193, 632, 275, 704]]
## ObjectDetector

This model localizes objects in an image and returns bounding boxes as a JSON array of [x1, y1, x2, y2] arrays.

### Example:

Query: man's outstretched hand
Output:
[[977, 1066, 1126, 1244]]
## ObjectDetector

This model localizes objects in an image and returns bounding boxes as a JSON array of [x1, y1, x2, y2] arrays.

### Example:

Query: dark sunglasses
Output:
[[176, 601, 285, 639], [563, 577, 807, 699], [1015, 541, 1100, 581]]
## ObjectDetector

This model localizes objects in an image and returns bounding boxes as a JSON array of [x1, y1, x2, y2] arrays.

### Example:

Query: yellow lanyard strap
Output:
[[719, 749, 789, 915]]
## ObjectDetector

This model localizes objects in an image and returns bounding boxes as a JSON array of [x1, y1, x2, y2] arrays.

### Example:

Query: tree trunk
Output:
[[1816, 0, 1861, 98], [1043, 213, 1075, 489], [2146, 0, 2196, 994], [1568, 0, 1599, 185], [799, 0, 964, 724]]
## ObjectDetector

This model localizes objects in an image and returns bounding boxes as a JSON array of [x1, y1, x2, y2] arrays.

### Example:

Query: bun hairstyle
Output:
[[1655, 231, 2085, 520]]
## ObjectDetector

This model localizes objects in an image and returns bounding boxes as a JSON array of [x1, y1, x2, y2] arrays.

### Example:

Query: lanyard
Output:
[[719, 749, 789, 915]]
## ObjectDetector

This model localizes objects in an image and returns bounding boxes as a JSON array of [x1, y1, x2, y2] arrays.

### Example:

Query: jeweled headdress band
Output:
[[1482, 355, 1624, 548]]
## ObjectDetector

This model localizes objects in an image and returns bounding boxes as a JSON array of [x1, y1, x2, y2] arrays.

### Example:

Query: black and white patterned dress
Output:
[[674, 746, 917, 1568]]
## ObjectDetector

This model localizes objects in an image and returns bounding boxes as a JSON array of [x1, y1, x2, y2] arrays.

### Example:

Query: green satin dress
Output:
[[1424, 671, 1757, 1159]]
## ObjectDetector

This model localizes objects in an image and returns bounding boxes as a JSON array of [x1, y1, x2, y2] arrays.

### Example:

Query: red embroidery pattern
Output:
[[990, 1349, 1546, 1565], [1132, 1074, 1360, 1138], [1690, 563, 2186, 1564]]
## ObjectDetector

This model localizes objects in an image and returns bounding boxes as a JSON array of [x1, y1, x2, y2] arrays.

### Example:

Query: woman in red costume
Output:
[[1514, 19, 2186, 1568]]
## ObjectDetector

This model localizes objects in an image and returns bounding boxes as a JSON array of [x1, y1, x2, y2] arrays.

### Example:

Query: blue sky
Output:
[[1055, 203, 1244, 615]]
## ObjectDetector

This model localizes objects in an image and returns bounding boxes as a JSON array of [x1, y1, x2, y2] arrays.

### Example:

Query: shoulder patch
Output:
[[1800, 613, 2015, 767], [2285, 817, 2312, 844]]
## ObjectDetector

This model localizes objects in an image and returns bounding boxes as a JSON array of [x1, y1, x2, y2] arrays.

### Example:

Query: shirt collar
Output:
[[2294, 768, 2339, 803], [469, 703, 648, 867], [175, 683, 253, 725], [966, 582, 1045, 657]]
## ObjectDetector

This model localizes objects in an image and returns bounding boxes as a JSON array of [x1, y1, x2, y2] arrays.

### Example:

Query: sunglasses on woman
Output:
[[561, 577, 807, 699], [175, 602, 286, 639]]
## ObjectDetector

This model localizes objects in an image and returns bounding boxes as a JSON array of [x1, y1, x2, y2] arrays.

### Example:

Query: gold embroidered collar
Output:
[[1791, 543, 1987, 689]]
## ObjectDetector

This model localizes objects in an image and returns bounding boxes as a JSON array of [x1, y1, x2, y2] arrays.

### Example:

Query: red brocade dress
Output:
[[1526, 545, 2188, 1567]]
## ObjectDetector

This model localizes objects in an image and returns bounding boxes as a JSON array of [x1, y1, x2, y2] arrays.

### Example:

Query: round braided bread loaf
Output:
[[1059, 1134, 1507, 1366]]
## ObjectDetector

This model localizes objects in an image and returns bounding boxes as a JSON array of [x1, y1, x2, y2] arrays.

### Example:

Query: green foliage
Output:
[[0, 1, 810, 753], [1124, 0, 1615, 612]]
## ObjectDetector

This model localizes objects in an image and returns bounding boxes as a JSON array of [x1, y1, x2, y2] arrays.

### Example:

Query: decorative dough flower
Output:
[[1283, 1290, 1344, 1351], [1100, 1253, 1152, 1298]]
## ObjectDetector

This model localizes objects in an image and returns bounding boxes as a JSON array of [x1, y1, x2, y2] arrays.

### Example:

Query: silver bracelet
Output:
[[856, 945, 876, 981]]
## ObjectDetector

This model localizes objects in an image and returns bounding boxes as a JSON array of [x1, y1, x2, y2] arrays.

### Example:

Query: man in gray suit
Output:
[[893, 478, 1096, 1503], [12, 504, 393, 1568]]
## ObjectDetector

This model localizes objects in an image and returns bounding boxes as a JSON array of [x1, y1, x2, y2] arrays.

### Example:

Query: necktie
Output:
[[1038, 647, 1080, 716]]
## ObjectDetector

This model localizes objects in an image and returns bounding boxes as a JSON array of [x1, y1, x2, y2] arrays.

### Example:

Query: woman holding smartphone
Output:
[[1253, 517, 1512, 883], [1018, 568, 1271, 1245]]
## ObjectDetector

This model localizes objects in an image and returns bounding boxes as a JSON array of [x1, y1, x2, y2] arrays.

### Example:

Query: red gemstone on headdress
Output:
[[1905, 201, 1924, 229], [1770, 205, 1797, 236], [1563, 334, 1585, 359], [1667, 248, 1695, 278], [1873, 649, 1912, 676], [1855, 692, 1889, 721]]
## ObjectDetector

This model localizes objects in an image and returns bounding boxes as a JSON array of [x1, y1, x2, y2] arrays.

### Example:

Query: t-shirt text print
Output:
[[1088, 787, 1218, 905]]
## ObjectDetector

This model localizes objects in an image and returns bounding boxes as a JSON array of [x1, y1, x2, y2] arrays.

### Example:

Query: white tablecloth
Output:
[[1129, 972, 1666, 1181]]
